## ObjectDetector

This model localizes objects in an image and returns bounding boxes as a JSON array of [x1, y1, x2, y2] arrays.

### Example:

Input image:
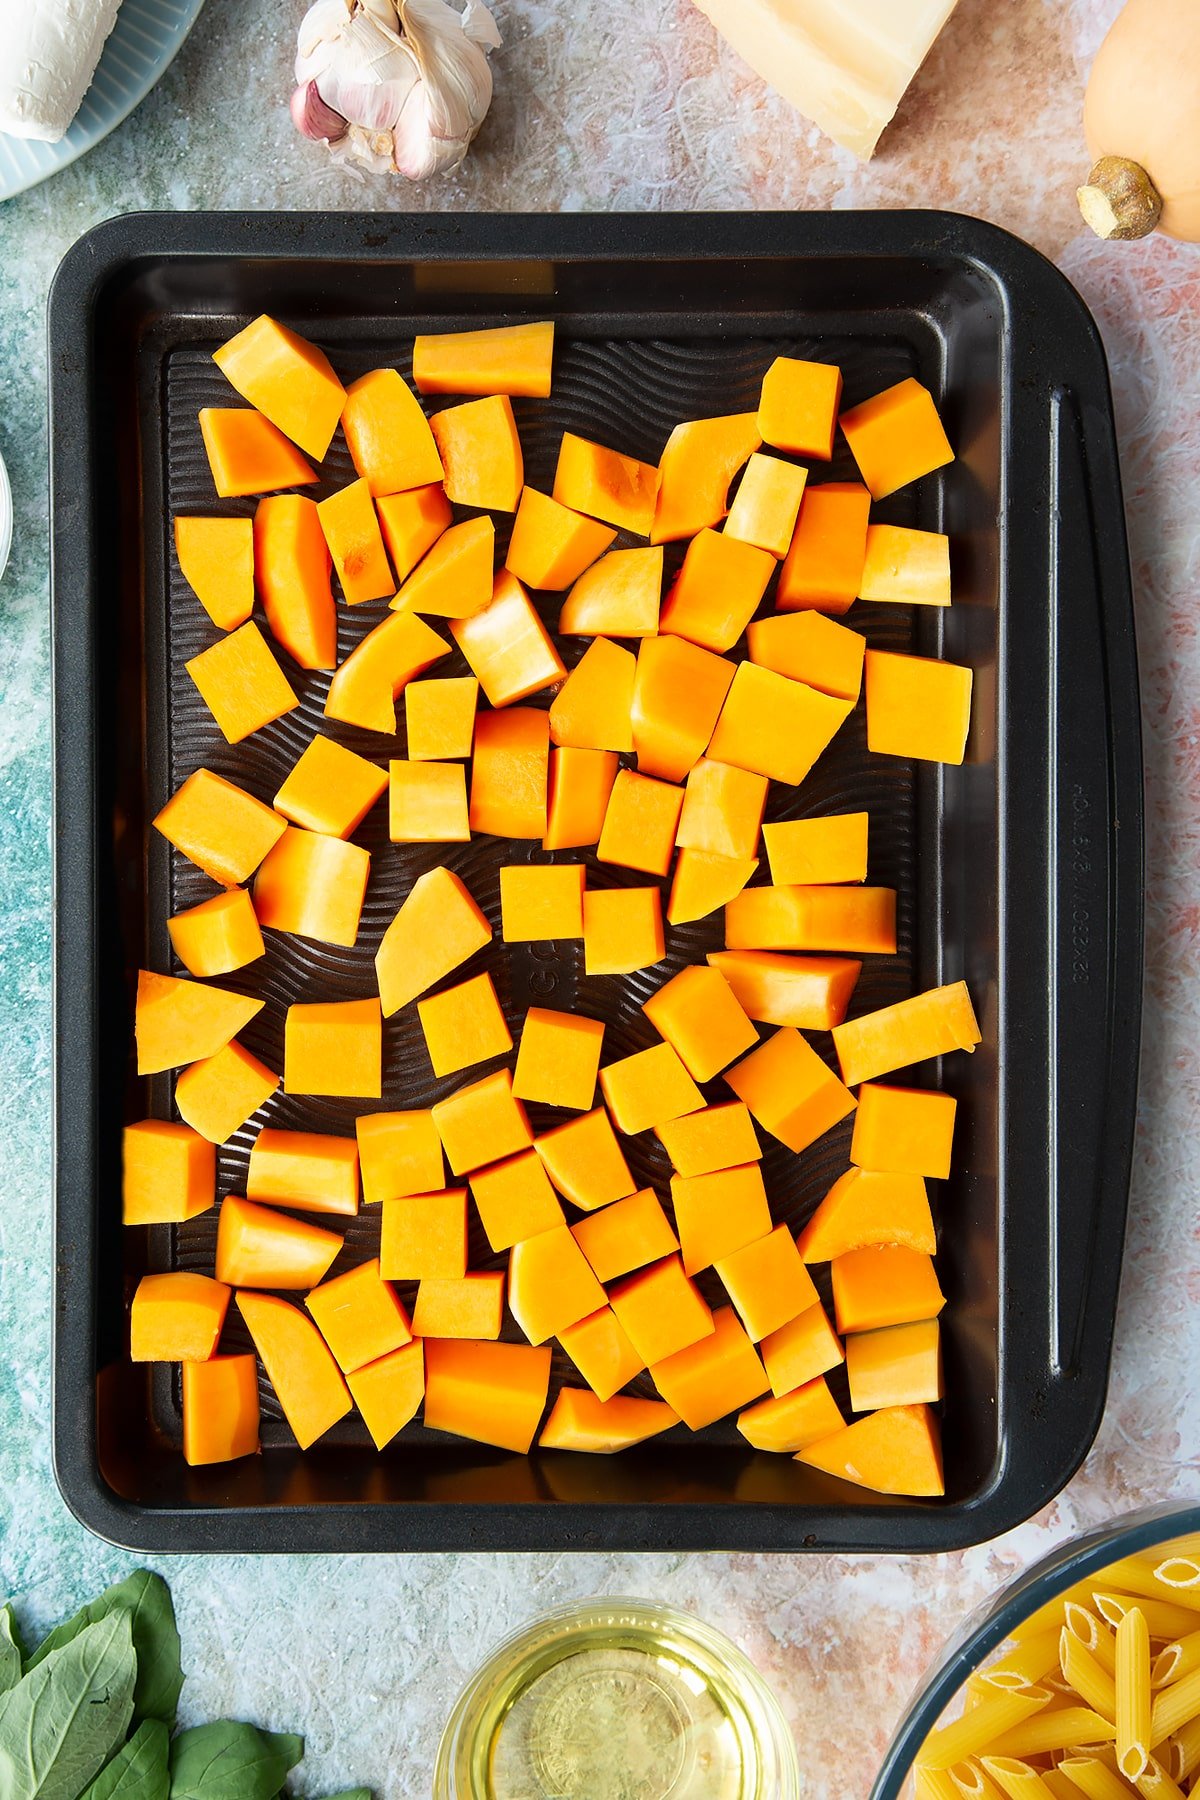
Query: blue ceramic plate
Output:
[[0, 0, 206, 203]]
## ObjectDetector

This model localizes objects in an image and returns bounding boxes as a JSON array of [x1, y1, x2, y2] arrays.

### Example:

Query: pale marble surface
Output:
[[1, 1, 1198, 1794]]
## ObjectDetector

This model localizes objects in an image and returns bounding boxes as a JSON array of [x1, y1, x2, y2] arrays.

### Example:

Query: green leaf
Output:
[[315, 1789, 372, 1799], [0, 1612, 137, 1800], [27, 1571, 184, 1727], [0, 1604, 24, 1694], [168, 1722, 303, 1800], [81, 1718, 171, 1800]]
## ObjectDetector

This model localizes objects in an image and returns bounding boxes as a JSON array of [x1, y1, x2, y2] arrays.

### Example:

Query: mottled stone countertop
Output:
[[1, 0, 1198, 1793]]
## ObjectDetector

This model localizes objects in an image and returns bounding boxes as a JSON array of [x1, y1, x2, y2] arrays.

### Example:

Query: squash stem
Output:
[[1077, 156, 1163, 240]]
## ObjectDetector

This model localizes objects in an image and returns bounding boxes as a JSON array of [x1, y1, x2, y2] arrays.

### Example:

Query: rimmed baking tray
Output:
[[49, 211, 1142, 1553]]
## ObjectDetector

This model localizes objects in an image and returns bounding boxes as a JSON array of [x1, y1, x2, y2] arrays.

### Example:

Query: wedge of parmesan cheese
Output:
[[692, 0, 960, 161], [0, 0, 124, 142]]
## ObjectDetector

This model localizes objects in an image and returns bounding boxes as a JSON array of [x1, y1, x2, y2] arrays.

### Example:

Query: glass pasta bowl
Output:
[[871, 1502, 1200, 1800]]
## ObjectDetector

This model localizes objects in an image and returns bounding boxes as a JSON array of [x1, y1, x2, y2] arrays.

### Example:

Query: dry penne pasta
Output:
[[976, 1629, 1067, 1691], [1061, 1627, 1118, 1720], [1151, 1630, 1200, 1689], [1056, 1756, 1136, 1799], [986, 1708, 1118, 1759], [916, 1767, 963, 1800], [1100, 1561, 1200, 1616], [951, 1763, 1008, 1799], [981, 1755, 1062, 1796], [1132, 1755, 1187, 1799], [1152, 1559, 1200, 1596], [1096, 1595, 1200, 1643], [1013, 1584, 1114, 1644], [1149, 1665, 1200, 1747], [1065, 1605, 1120, 1678], [1171, 1712, 1200, 1780], [921, 1690, 1052, 1769], [1116, 1607, 1152, 1781], [1039, 1772, 1084, 1800]]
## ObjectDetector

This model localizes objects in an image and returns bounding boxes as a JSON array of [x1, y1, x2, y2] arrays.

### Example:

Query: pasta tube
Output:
[[1056, 1757, 1138, 1800], [1115, 1607, 1152, 1781], [1148, 1665, 1200, 1747], [1061, 1628, 1118, 1720], [1064, 1605, 1119, 1678], [920, 1690, 1051, 1770], [979, 1756, 1061, 1797], [1150, 1629, 1200, 1689]]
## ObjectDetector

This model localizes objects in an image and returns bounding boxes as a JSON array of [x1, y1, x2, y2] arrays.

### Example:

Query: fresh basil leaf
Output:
[[168, 1722, 303, 1800], [315, 1789, 373, 1798], [0, 1603, 24, 1694], [81, 1718, 171, 1800], [0, 1611, 136, 1800], [27, 1571, 184, 1727]]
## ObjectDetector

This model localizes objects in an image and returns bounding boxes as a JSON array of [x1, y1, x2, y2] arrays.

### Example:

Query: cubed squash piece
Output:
[[763, 813, 869, 886], [500, 864, 585, 942], [572, 1188, 678, 1283], [236, 1291, 352, 1450], [423, 1338, 552, 1453], [506, 488, 615, 589], [558, 547, 663, 638], [215, 1195, 342, 1289], [356, 1110, 444, 1206], [670, 1163, 772, 1276], [667, 851, 758, 927], [341, 367, 443, 496], [760, 1302, 845, 1399], [559, 1307, 646, 1403], [185, 622, 299, 744], [675, 759, 768, 862], [649, 1305, 768, 1430], [758, 357, 843, 461], [864, 648, 973, 764], [512, 1008, 603, 1110], [795, 1403, 945, 1497], [725, 885, 897, 954], [247, 1126, 360, 1216], [737, 1378, 846, 1453], [174, 515, 254, 631], [845, 1319, 943, 1413], [430, 394, 523, 512], [714, 1224, 819, 1341], [655, 1102, 762, 1178], [130, 1271, 231, 1361], [274, 736, 387, 839], [851, 1084, 957, 1180], [182, 1355, 260, 1466], [708, 661, 852, 786], [324, 609, 450, 736], [599, 1042, 704, 1135], [412, 1273, 506, 1341], [284, 997, 383, 1100], [213, 314, 345, 459], [724, 453, 808, 557], [544, 747, 620, 851], [470, 1149, 564, 1253], [747, 610, 865, 700], [432, 1069, 532, 1177], [642, 965, 758, 1083], [377, 485, 452, 585], [254, 827, 370, 949], [631, 634, 735, 783], [831, 1246, 945, 1334], [839, 377, 954, 500], [175, 1039, 279, 1144], [660, 529, 775, 654], [379, 1190, 468, 1281], [535, 1108, 635, 1212], [135, 971, 263, 1076], [797, 1167, 936, 1261], [724, 1027, 856, 1154], [583, 886, 665, 977], [707, 949, 861, 1031], [469, 706, 550, 838], [609, 1256, 715, 1367], [375, 867, 491, 1018], [346, 1340, 425, 1450], [597, 769, 685, 879], [548, 638, 635, 753], [831, 981, 981, 1087], [198, 408, 317, 498], [305, 1256, 412, 1373], [859, 524, 951, 607], [388, 760, 471, 844], [168, 890, 266, 979], [404, 677, 478, 762], [417, 973, 512, 1079], [509, 1225, 606, 1345], [317, 477, 394, 606], [392, 515, 495, 620], [155, 769, 286, 889], [777, 482, 870, 614], [554, 434, 661, 536], [540, 1389, 680, 1453], [651, 413, 761, 544], [414, 321, 554, 398], [255, 494, 336, 668]]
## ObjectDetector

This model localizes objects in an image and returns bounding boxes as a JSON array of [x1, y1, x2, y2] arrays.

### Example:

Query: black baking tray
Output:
[[49, 212, 1142, 1554]]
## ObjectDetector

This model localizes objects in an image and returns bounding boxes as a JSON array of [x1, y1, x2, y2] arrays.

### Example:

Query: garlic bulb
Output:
[[293, 0, 501, 180]]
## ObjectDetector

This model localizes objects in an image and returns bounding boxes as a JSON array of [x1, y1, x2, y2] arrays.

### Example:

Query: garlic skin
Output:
[[293, 0, 501, 180]]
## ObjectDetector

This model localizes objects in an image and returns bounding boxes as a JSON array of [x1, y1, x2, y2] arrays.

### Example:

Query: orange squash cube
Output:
[[797, 1167, 935, 1261], [554, 433, 660, 536], [392, 515, 495, 620], [609, 1255, 715, 1367], [341, 367, 444, 496], [762, 814, 869, 886], [213, 314, 345, 459], [305, 1256, 412, 1374], [215, 1194, 342, 1288], [851, 1084, 957, 1180], [795, 1402, 945, 1497], [377, 484, 453, 584], [642, 965, 758, 1082], [667, 851, 758, 927], [655, 1101, 761, 1177], [747, 610, 866, 700], [168, 890, 266, 979], [317, 478, 394, 606], [839, 377, 954, 500], [500, 864, 585, 941], [274, 736, 386, 842], [707, 949, 862, 1031], [174, 516, 254, 631], [737, 1378, 845, 1453], [254, 826, 370, 948], [651, 413, 761, 545], [548, 638, 635, 753], [715, 1223, 819, 1341], [247, 1126, 360, 1216], [284, 997, 383, 1100], [199, 408, 317, 499], [831, 1246, 945, 1334], [558, 547, 663, 638], [596, 769, 684, 879], [413, 320, 554, 398], [375, 866, 492, 1018], [155, 768, 286, 889], [832, 981, 982, 1087], [859, 524, 951, 608], [676, 759, 768, 862], [236, 1291, 352, 1450], [846, 1318, 943, 1412], [512, 1008, 603, 1110], [670, 1163, 772, 1276], [631, 634, 736, 783], [135, 971, 263, 1076], [725, 884, 897, 954], [758, 357, 843, 461], [423, 1337, 552, 1453], [346, 1339, 424, 1449], [182, 1355, 260, 1466], [405, 677, 478, 762], [379, 1189, 468, 1281], [469, 1149, 564, 1253], [777, 482, 871, 614], [470, 706, 550, 837], [724, 453, 808, 557], [535, 1107, 635, 1212], [433, 1069, 533, 1177], [559, 1307, 646, 1402], [599, 1041, 704, 1135], [660, 529, 775, 654], [185, 621, 298, 745], [123, 1120, 215, 1226], [253, 493, 337, 669], [324, 610, 450, 736], [174, 1039, 279, 1144], [506, 488, 615, 589], [864, 648, 973, 764], [430, 394, 523, 512], [509, 1225, 606, 1345], [412, 1273, 506, 1341], [760, 1302, 845, 1398], [540, 1389, 679, 1453], [709, 661, 852, 786], [571, 1188, 679, 1283], [649, 1305, 769, 1430], [417, 972, 512, 1079], [544, 746, 619, 851], [583, 886, 667, 977], [356, 1110, 444, 1206], [388, 760, 470, 843], [724, 1026, 856, 1154]]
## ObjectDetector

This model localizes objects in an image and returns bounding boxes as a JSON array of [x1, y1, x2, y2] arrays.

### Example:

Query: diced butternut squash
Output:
[[237, 1290, 352, 1450], [540, 1389, 680, 1452], [356, 1110, 444, 1207], [670, 1163, 772, 1276], [660, 529, 775, 654], [706, 949, 861, 1031], [795, 1402, 945, 1498], [469, 705, 550, 836], [500, 864, 585, 941], [714, 1223, 819, 1341], [572, 1188, 678, 1283], [649, 1305, 769, 1430], [864, 648, 973, 764], [839, 378, 954, 501], [747, 610, 865, 700], [392, 515, 495, 620], [174, 516, 254, 631], [655, 1101, 761, 1178], [213, 315, 345, 459], [185, 621, 299, 744], [558, 547, 663, 638], [676, 759, 768, 862], [254, 826, 370, 948], [797, 1167, 935, 1261], [559, 1307, 646, 1403], [725, 884, 897, 954], [763, 813, 869, 886], [375, 866, 491, 1018], [198, 408, 317, 499], [214, 1194, 342, 1289], [544, 747, 620, 851], [631, 634, 736, 783], [254, 495, 336, 670], [430, 394, 523, 512], [832, 981, 982, 1087], [175, 1039, 279, 1144], [340, 367, 443, 496], [135, 971, 263, 1076], [316, 478, 394, 606], [831, 1246, 945, 1334], [845, 1319, 943, 1413], [413, 321, 554, 398], [651, 414, 761, 544], [346, 1340, 424, 1449], [305, 1256, 412, 1374], [760, 1302, 845, 1399], [405, 676, 478, 762], [609, 1255, 715, 1367], [724, 453, 808, 557], [506, 488, 615, 589], [155, 768, 286, 889], [536, 1107, 635, 1212], [548, 638, 635, 752], [777, 482, 870, 614], [168, 890, 266, 979], [643, 964, 758, 1082], [512, 1008, 603, 1111], [379, 1189, 468, 1281], [284, 997, 383, 1099], [131, 1271, 230, 1361], [412, 1273, 506, 1341], [554, 433, 661, 536], [388, 759, 471, 843], [509, 1225, 607, 1345], [859, 524, 951, 608], [597, 769, 685, 878], [758, 357, 843, 461], [274, 735, 387, 840], [247, 1126, 360, 1216], [377, 484, 452, 583], [724, 1026, 856, 1154], [470, 1149, 564, 1253], [433, 1069, 532, 1176], [423, 1337, 552, 1453], [851, 1084, 957, 1180], [737, 1378, 845, 1453], [709, 661, 852, 786], [417, 972, 512, 1079], [583, 886, 666, 976], [667, 851, 758, 927], [182, 1354, 260, 1466], [600, 1041, 704, 1136], [324, 610, 450, 735]]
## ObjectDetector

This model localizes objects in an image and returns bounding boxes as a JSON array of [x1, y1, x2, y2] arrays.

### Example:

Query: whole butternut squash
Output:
[[1080, 0, 1200, 240]]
